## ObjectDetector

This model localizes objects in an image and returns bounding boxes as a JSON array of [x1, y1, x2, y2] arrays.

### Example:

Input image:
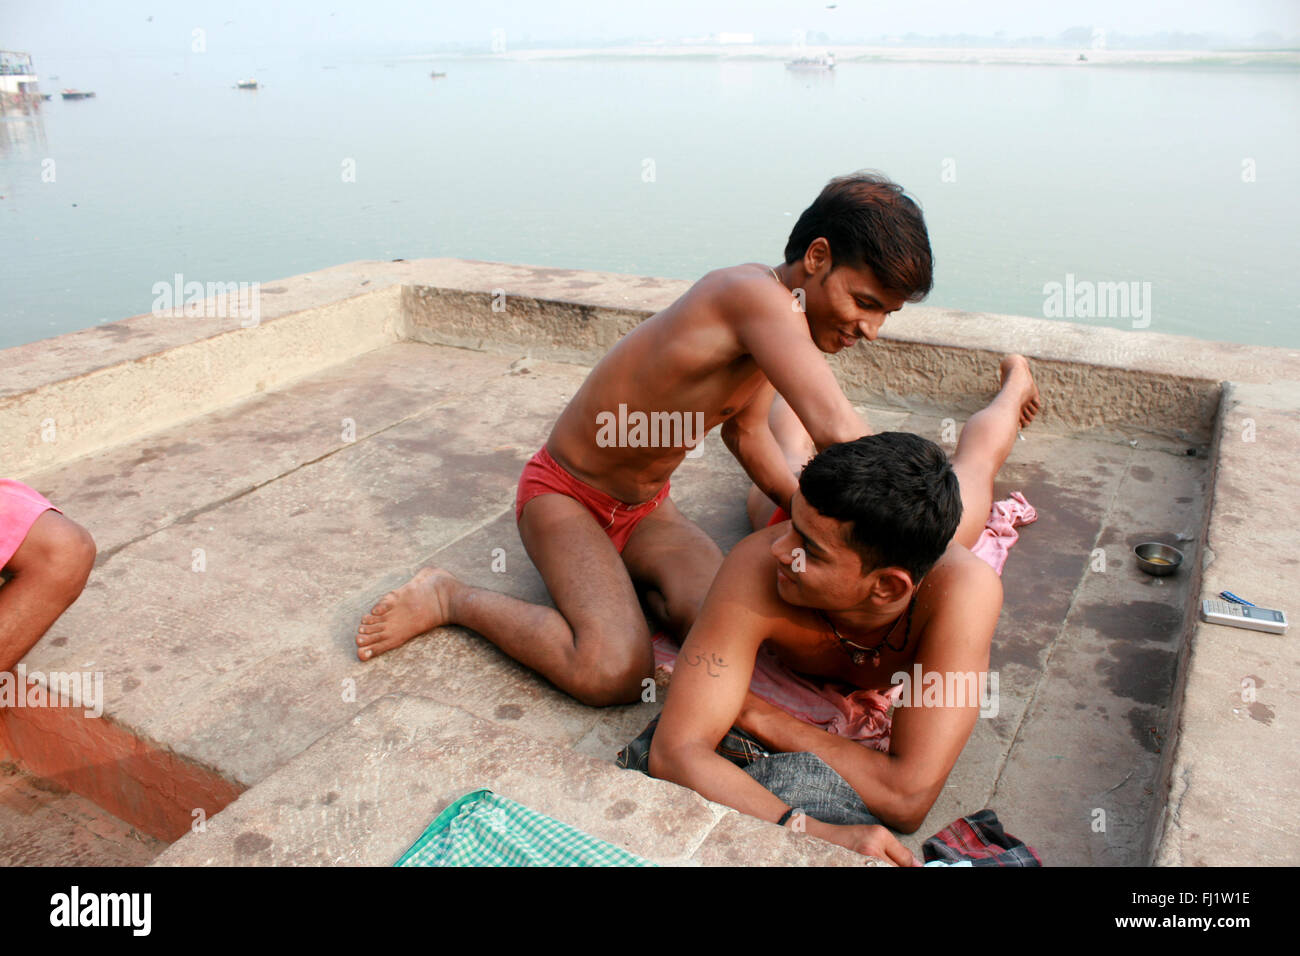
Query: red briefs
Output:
[[767, 505, 791, 527], [515, 445, 670, 553], [0, 479, 60, 571]]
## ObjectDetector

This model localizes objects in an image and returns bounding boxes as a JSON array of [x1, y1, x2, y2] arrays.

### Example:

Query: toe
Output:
[[358, 638, 401, 661]]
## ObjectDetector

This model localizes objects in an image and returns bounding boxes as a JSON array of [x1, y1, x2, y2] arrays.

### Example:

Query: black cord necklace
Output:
[[819, 591, 917, 667]]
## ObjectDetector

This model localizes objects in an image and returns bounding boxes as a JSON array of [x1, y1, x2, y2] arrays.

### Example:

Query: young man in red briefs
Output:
[[355, 172, 937, 707]]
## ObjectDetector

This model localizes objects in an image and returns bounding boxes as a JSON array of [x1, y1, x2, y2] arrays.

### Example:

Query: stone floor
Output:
[[0, 761, 164, 866], [13, 338, 1208, 865]]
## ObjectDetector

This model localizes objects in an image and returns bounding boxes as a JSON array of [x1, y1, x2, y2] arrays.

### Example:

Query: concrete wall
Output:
[[3, 286, 402, 476], [15, 256, 1296, 480]]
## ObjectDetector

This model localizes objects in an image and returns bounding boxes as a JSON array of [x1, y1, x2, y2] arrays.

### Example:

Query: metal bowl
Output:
[[1134, 542, 1184, 577]]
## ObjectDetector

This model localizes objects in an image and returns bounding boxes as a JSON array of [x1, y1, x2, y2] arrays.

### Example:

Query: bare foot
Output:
[[355, 567, 459, 661], [999, 354, 1042, 429]]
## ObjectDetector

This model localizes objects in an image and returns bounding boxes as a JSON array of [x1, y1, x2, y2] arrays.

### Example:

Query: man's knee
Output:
[[33, 516, 97, 601], [568, 635, 652, 707]]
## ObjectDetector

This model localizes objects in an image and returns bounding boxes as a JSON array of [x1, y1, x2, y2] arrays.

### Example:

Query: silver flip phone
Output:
[[1200, 599, 1287, 634]]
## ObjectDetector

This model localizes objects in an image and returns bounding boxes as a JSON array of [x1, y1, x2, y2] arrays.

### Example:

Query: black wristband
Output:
[[776, 807, 795, 827]]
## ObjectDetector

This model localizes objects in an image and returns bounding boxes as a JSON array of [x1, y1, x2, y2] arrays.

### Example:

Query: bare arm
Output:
[[720, 381, 800, 512], [650, 535, 918, 864], [648, 536, 791, 824], [738, 556, 1003, 833], [726, 281, 868, 450]]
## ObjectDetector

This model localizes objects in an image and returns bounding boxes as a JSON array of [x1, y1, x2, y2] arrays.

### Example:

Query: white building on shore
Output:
[[0, 50, 42, 108]]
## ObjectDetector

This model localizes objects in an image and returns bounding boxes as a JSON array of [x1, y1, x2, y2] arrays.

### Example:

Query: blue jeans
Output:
[[743, 751, 882, 826]]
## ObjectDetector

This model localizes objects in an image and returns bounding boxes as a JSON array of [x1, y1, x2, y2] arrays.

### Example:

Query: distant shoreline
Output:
[[420, 45, 1300, 69]]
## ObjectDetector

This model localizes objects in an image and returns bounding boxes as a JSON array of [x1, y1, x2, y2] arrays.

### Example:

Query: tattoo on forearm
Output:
[[682, 652, 728, 677]]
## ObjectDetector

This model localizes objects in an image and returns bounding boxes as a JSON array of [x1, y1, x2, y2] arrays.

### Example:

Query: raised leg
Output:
[[356, 493, 655, 706], [948, 355, 1042, 551], [0, 511, 97, 673]]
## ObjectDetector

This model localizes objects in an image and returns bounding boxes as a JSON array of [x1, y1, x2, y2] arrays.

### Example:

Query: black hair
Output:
[[784, 171, 934, 302], [798, 432, 962, 580]]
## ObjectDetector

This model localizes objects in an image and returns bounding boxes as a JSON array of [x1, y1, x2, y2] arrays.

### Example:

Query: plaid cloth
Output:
[[396, 790, 654, 867], [922, 810, 1042, 867]]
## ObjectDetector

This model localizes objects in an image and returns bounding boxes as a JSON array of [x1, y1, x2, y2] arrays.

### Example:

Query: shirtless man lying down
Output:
[[649, 356, 1041, 864], [355, 171, 934, 706]]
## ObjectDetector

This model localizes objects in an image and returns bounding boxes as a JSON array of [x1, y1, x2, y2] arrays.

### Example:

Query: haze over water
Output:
[[2, 51, 1297, 349]]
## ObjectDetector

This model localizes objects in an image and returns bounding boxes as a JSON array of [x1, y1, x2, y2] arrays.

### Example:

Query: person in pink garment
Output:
[[0, 480, 96, 674], [649, 356, 1041, 865]]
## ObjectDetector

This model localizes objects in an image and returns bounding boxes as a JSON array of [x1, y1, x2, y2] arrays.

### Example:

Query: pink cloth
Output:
[[654, 636, 903, 752], [656, 492, 1037, 751], [968, 491, 1037, 575], [0, 479, 60, 571]]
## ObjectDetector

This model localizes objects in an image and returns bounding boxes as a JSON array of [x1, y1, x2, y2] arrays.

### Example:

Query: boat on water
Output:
[[236, 78, 258, 89], [430, 70, 446, 78], [785, 52, 835, 71], [60, 89, 95, 99]]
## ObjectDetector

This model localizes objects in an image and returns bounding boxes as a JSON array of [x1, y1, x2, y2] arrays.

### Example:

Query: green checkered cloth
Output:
[[395, 789, 654, 867]]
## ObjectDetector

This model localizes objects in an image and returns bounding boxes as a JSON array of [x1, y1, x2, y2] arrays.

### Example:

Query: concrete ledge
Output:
[[12, 256, 1298, 479], [154, 694, 877, 866], [4, 257, 1298, 866], [403, 286, 651, 366], [0, 703, 242, 842], [2, 284, 403, 476], [1153, 380, 1300, 864]]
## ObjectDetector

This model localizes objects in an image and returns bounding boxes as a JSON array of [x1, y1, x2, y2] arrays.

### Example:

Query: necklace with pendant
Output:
[[819, 592, 917, 667]]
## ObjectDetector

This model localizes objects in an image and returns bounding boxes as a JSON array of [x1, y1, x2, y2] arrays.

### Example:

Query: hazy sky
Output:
[[4, 0, 1298, 56]]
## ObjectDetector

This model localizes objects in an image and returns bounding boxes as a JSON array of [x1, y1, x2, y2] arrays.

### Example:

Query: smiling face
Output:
[[796, 238, 907, 354]]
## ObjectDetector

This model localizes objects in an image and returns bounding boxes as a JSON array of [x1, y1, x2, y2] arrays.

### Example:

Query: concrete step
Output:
[[0, 760, 165, 866], [153, 694, 876, 867]]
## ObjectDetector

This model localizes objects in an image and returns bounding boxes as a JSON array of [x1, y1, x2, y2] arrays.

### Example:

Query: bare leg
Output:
[[746, 395, 817, 531], [621, 496, 724, 641], [949, 355, 1042, 551], [356, 493, 654, 706], [0, 511, 97, 673]]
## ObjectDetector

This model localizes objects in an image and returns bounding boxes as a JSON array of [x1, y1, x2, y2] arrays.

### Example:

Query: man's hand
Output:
[[735, 693, 920, 866], [804, 818, 920, 866]]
